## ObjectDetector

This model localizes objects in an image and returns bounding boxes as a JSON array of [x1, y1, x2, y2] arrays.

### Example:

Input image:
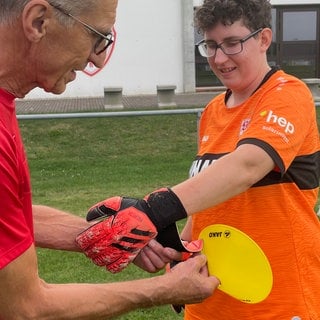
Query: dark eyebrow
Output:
[[205, 35, 244, 44]]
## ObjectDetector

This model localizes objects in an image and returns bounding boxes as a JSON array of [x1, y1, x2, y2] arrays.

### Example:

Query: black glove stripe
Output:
[[131, 228, 156, 237], [121, 236, 145, 244], [111, 243, 139, 253]]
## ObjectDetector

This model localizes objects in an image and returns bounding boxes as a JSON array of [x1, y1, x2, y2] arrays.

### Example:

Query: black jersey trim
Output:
[[237, 138, 285, 174], [238, 138, 320, 190]]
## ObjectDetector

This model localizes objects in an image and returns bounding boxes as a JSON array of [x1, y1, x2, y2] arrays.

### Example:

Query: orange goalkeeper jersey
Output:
[[185, 69, 320, 320]]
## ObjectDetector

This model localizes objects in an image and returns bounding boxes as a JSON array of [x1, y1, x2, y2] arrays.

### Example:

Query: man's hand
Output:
[[164, 240, 204, 313], [75, 200, 157, 273], [162, 254, 220, 306], [133, 239, 202, 273], [133, 239, 182, 273]]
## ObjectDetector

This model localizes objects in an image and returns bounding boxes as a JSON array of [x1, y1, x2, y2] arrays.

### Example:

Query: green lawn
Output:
[[21, 114, 198, 213], [20, 113, 198, 320], [19, 107, 320, 319]]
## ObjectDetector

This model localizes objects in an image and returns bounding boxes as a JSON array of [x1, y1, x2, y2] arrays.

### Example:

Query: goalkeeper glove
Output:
[[76, 188, 192, 272]]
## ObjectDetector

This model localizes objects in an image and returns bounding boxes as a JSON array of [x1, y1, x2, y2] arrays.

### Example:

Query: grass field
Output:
[[20, 113, 198, 320], [19, 107, 320, 319]]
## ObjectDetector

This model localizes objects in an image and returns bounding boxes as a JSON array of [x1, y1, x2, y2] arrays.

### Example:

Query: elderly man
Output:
[[0, 1, 219, 319]]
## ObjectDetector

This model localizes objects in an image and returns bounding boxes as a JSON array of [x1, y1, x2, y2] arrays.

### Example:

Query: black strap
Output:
[[156, 223, 188, 252]]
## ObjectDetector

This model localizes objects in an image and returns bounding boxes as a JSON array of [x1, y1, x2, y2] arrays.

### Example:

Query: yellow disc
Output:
[[199, 224, 273, 304]]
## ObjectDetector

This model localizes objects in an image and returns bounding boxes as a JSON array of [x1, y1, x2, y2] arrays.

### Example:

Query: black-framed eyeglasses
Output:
[[50, 3, 114, 55], [197, 28, 263, 58]]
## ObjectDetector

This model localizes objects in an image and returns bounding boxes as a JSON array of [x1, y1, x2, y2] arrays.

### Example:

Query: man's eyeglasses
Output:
[[197, 28, 263, 58], [50, 3, 114, 55]]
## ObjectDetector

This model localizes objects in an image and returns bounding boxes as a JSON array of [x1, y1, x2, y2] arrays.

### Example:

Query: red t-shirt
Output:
[[185, 70, 320, 319], [0, 88, 33, 269]]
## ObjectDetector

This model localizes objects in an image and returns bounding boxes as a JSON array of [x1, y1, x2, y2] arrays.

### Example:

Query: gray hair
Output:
[[0, 0, 97, 25]]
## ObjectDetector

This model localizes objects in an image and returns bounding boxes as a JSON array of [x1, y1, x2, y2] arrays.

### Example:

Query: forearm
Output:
[[1, 246, 216, 320], [33, 205, 89, 251], [172, 144, 274, 215], [172, 154, 248, 215], [0, 246, 170, 320], [37, 276, 180, 320]]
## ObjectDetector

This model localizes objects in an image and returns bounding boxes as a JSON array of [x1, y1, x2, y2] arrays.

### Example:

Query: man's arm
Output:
[[0, 245, 218, 320], [33, 205, 90, 252], [33, 205, 180, 272]]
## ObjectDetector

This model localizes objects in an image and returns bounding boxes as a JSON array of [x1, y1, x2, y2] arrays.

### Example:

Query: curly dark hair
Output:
[[195, 0, 272, 34]]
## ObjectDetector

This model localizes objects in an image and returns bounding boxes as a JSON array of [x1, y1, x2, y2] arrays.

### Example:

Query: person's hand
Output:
[[162, 254, 220, 306], [134, 238, 203, 273], [133, 239, 184, 273], [76, 188, 192, 273]]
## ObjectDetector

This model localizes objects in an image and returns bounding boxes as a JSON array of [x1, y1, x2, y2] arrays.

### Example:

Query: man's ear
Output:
[[22, 0, 52, 42]]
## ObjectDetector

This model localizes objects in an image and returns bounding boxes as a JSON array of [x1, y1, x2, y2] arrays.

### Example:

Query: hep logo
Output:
[[260, 110, 295, 134]]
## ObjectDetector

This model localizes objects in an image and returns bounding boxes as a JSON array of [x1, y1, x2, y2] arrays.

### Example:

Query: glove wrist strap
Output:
[[146, 188, 187, 230], [156, 223, 188, 252]]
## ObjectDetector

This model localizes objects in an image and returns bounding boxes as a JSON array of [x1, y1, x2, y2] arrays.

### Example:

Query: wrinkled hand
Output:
[[75, 199, 157, 273], [165, 240, 204, 313], [163, 254, 220, 306]]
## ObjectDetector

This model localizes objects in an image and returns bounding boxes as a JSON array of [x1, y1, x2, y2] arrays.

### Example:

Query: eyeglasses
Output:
[[50, 3, 114, 55], [197, 28, 263, 58]]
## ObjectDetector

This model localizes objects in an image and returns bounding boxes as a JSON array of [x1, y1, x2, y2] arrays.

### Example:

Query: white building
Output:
[[25, 0, 320, 100]]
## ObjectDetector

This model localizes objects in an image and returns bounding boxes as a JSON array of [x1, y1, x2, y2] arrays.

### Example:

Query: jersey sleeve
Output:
[[0, 120, 33, 269], [238, 75, 316, 175]]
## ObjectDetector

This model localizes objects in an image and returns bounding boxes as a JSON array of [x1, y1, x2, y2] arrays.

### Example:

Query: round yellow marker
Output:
[[199, 224, 273, 304]]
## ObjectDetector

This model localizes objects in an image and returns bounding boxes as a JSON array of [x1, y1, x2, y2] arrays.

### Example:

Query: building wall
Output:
[[25, 0, 193, 100], [194, 0, 320, 5], [24, 0, 320, 100], [271, 0, 320, 5]]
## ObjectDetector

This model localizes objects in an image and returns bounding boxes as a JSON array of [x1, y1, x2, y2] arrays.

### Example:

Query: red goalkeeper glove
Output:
[[76, 188, 191, 273], [76, 196, 158, 273]]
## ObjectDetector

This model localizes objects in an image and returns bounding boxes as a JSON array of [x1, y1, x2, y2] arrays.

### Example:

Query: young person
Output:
[[82, 0, 320, 318]]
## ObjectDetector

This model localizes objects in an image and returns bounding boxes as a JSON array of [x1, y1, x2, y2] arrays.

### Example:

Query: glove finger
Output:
[[85, 237, 141, 263], [75, 215, 116, 251], [77, 209, 158, 272], [86, 196, 123, 221], [80, 232, 141, 272], [77, 213, 153, 258], [105, 253, 136, 273], [93, 247, 137, 270]]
